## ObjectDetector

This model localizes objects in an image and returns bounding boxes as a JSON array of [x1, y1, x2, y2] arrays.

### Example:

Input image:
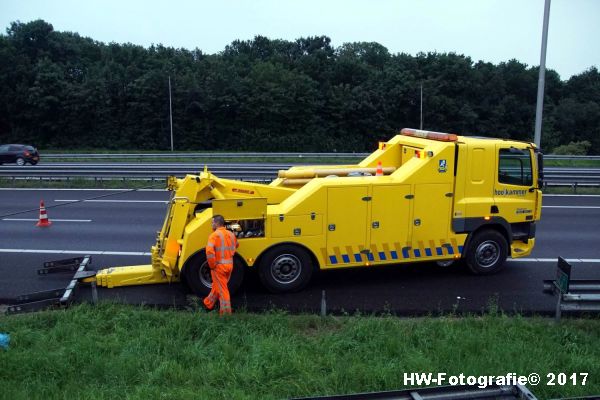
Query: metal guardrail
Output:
[[42, 152, 369, 160], [544, 155, 600, 160], [39, 153, 600, 160], [543, 257, 600, 321], [6, 256, 96, 315], [0, 163, 286, 182], [541, 168, 600, 191], [1, 164, 599, 188], [292, 384, 539, 400]]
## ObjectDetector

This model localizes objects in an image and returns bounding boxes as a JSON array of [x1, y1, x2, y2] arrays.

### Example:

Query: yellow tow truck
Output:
[[93, 128, 543, 295]]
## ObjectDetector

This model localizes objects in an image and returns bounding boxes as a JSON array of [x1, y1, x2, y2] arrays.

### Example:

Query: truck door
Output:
[[411, 183, 453, 258], [369, 185, 411, 262], [326, 186, 368, 266], [494, 146, 537, 223]]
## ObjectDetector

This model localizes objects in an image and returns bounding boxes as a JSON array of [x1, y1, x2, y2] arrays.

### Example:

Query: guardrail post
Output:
[[544, 258, 600, 321], [554, 291, 562, 322], [320, 290, 327, 317], [552, 257, 570, 323], [91, 280, 98, 305]]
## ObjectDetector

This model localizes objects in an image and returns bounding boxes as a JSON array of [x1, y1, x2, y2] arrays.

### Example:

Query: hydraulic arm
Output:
[[91, 168, 296, 288]]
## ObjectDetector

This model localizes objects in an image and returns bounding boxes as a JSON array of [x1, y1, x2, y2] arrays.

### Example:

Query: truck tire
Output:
[[258, 245, 313, 293], [183, 251, 245, 297], [465, 229, 508, 275]]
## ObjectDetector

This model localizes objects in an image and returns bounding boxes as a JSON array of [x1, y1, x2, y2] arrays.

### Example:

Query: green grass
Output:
[[544, 159, 600, 168], [37, 149, 600, 167], [1, 303, 599, 400]]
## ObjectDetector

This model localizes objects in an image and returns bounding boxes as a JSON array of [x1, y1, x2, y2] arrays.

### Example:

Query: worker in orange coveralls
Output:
[[203, 214, 238, 315]]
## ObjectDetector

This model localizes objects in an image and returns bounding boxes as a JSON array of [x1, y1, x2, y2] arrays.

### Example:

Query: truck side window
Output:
[[498, 149, 532, 186]]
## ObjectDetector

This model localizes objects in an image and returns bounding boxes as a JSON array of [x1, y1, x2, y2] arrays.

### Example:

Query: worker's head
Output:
[[211, 214, 225, 231]]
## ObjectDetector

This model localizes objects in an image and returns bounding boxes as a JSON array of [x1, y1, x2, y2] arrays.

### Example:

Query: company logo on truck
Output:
[[495, 189, 527, 196], [438, 159, 447, 173], [232, 188, 255, 195]]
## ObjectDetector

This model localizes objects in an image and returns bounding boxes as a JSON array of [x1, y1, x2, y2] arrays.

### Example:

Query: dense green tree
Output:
[[1, 20, 599, 153]]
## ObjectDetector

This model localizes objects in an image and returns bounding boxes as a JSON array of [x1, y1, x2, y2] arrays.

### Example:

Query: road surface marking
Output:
[[542, 206, 600, 209], [2, 218, 92, 222], [0, 249, 598, 262], [0, 248, 150, 256], [543, 194, 600, 198], [508, 258, 600, 263], [54, 199, 167, 204]]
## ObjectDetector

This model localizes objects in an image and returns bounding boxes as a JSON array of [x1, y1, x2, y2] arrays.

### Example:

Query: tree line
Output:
[[0, 20, 598, 153]]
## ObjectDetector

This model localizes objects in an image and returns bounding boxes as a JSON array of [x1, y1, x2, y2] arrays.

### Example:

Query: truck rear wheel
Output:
[[183, 251, 245, 297], [465, 229, 508, 275], [258, 245, 313, 293]]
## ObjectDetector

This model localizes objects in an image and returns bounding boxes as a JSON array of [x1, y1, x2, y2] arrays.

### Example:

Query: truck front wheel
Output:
[[258, 245, 314, 293], [465, 230, 508, 275], [183, 251, 245, 297]]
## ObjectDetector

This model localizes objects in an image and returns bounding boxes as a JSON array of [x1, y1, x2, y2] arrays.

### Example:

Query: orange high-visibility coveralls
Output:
[[203, 226, 239, 315]]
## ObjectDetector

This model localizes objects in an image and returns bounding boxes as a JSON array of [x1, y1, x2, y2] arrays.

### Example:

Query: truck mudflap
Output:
[[510, 238, 536, 258], [5, 256, 96, 315]]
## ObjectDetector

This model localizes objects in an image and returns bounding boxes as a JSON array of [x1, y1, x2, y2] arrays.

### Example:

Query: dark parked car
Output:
[[0, 144, 40, 165]]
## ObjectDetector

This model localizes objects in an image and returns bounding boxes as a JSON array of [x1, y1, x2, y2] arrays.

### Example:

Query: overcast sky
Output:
[[1, 0, 598, 80]]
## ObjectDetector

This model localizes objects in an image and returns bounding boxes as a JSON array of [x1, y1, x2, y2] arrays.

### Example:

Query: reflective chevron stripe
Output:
[[325, 240, 464, 265]]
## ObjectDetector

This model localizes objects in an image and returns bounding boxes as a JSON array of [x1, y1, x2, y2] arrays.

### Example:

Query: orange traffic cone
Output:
[[376, 161, 383, 176], [36, 200, 52, 227]]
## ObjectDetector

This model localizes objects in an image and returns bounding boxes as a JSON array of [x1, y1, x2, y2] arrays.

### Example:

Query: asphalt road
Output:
[[0, 188, 599, 315]]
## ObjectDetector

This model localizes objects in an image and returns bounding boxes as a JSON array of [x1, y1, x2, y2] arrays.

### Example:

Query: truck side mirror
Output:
[[537, 151, 544, 188]]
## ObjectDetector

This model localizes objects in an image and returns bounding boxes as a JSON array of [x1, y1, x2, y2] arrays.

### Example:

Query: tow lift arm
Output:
[[91, 169, 296, 289]]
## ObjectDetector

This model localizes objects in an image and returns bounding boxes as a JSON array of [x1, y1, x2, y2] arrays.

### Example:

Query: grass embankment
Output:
[[38, 149, 600, 167], [1, 304, 598, 400], [544, 159, 600, 168]]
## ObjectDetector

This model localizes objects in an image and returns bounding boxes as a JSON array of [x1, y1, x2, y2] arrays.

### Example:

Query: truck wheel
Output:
[[258, 245, 313, 293], [465, 230, 508, 275], [183, 251, 245, 297]]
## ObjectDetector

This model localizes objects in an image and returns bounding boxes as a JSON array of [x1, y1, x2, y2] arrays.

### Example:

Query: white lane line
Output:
[[0, 248, 597, 262], [0, 248, 150, 256], [510, 258, 600, 263], [2, 218, 92, 222], [543, 194, 600, 198], [54, 199, 167, 204], [542, 206, 600, 209]]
